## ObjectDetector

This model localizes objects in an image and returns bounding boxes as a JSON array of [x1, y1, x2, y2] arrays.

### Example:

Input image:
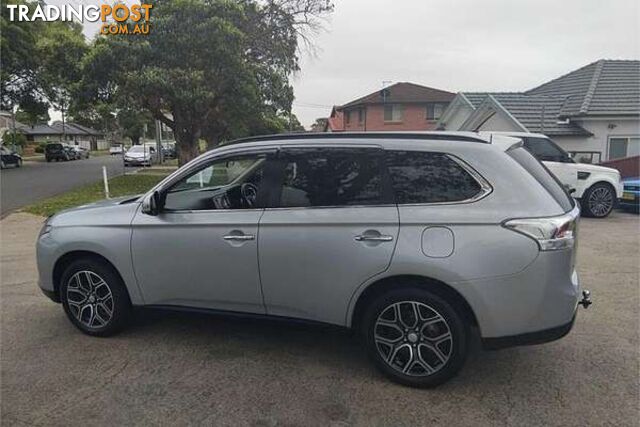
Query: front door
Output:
[[258, 146, 399, 325], [131, 151, 274, 313]]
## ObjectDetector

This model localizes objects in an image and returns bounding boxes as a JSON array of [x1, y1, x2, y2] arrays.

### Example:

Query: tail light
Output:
[[503, 205, 580, 251]]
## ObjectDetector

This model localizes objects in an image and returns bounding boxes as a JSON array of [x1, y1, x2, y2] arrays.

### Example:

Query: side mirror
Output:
[[142, 191, 162, 216]]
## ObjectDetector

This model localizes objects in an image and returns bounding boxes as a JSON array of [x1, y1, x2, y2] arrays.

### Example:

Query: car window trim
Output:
[[384, 149, 493, 207]]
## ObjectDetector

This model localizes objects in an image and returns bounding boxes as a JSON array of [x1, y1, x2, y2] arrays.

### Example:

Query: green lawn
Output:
[[23, 174, 168, 217]]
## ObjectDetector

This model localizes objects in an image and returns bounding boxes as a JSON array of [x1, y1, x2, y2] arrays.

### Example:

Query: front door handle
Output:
[[223, 234, 255, 241], [354, 235, 393, 242]]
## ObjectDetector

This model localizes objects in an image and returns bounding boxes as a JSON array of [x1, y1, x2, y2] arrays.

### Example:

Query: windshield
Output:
[[128, 146, 147, 153]]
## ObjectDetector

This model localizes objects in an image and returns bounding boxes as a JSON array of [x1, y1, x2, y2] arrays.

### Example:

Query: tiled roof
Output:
[[488, 94, 592, 136], [526, 60, 640, 117], [17, 124, 60, 135], [341, 82, 455, 108], [19, 122, 103, 136]]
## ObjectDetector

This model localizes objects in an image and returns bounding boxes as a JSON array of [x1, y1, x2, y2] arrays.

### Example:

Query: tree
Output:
[[15, 94, 50, 126], [310, 117, 328, 132], [83, 0, 332, 165], [36, 21, 87, 141], [0, 0, 40, 111], [117, 107, 154, 145]]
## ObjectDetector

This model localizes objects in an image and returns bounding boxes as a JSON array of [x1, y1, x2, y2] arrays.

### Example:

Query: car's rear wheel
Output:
[[60, 258, 132, 337], [582, 182, 615, 218], [361, 288, 467, 388]]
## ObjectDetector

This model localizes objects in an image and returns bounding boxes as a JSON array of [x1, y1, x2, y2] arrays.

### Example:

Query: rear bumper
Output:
[[482, 312, 575, 350]]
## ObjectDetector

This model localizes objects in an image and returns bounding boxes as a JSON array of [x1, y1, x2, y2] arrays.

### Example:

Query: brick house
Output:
[[324, 82, 455, 132]]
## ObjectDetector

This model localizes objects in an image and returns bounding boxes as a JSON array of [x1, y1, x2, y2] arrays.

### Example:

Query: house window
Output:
[[345, 110, 351, 125], [384, 104, 403, 122], [608, 137, 640, 160], [426, 103, 445, 120], [358, 108, 365, 124]]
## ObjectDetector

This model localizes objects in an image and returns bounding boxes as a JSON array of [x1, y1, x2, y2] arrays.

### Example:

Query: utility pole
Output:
[[155, 119, 163, 164], [10, 105, 17, 152]]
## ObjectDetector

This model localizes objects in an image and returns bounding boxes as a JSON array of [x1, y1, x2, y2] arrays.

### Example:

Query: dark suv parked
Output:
[[45, 143, 70, 162]]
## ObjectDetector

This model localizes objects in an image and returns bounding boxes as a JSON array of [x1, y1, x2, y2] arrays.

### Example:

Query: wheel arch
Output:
[[349, 275, 479, 331], [581, 177, 619, 200], [52, 251, 127, 301]]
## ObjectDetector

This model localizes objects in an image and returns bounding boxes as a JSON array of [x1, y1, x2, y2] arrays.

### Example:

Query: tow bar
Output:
[[578, 290, 592, 309]]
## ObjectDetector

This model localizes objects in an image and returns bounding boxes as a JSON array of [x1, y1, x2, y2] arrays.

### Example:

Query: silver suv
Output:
[[36, 132, 590, 387]]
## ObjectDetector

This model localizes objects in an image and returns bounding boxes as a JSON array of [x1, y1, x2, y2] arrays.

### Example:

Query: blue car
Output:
[[620, 177, 640, 212]]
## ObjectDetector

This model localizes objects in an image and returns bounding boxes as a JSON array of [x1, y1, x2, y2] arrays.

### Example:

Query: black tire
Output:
[[581, 182, 616, 218], [361, 287, 468, 388], [60, 257, 132, 337], [16, 159, 22, 168]]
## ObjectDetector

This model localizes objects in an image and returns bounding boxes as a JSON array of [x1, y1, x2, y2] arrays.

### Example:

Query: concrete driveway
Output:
[[1, 212, 638, 426], [0, 155, 128, 216]]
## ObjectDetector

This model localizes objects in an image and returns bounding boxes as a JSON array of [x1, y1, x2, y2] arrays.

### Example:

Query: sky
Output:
[[290, 0, 640, 127], [47, 0, 640, 128]]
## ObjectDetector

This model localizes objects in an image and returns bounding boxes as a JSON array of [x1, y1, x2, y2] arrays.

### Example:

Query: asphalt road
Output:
[[0, 155, 128, 216], [0, 211, 638, 426]]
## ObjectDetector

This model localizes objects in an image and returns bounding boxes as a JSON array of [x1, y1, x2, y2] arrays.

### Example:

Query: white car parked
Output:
[[124, 145, 156, 167], [483, 132, 623, 218], [109, 144, 124, 156]]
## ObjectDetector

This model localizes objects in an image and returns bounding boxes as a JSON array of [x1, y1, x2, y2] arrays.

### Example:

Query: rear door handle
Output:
[[354, 235, 393, 242], [223, 234, 255, 241]]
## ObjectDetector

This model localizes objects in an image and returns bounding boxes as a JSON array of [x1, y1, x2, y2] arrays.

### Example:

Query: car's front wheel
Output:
[[582, 182, 615, 218], [60, 257, 132, 337], [361, 288, 468, 388]]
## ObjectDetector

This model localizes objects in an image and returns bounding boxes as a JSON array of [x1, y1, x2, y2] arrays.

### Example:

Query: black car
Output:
[[45, 143, 71, 162], [0, 145, 22, 169]]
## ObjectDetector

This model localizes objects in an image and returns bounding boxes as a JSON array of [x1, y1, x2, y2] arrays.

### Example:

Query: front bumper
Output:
[[124, 158, 151, 166], [619, 191, 640, 209]]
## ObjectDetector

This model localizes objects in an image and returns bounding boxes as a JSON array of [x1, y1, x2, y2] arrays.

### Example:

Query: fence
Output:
[[600, 155, 640, 178]]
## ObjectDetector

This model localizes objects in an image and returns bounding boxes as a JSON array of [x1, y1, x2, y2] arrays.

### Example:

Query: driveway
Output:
[[0, 212, 638, 426], [0, 155, 127, 216]]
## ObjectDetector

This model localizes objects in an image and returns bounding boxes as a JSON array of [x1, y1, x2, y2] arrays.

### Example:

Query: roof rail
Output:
[[221, 132, 489, 146]]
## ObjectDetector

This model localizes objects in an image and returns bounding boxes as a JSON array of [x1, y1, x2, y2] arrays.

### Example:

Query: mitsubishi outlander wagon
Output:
[[37, 132, 590, 387]]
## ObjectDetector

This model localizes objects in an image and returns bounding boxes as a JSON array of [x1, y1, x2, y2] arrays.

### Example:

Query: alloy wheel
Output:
[[66, 271, 114, 329], [374, 301, 453, 376], [588, 186, 613, 217]]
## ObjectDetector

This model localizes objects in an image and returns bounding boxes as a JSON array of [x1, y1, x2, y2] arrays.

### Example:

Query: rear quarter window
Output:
[[507, 147, 574, 211], [385, 150, 485, 204]]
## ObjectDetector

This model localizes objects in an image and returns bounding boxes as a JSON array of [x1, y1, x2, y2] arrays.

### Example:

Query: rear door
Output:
[[258, 146, 399, 326]]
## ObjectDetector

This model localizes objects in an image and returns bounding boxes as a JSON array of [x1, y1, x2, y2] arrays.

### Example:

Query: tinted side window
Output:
[[523, 137, 570, 162], [278, 148, 384, 208], [386, 151, 482, 204]]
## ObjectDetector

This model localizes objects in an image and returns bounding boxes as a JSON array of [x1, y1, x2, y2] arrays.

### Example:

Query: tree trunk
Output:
[[175, 129, 200, 166], [131, 136, 140, 146]]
